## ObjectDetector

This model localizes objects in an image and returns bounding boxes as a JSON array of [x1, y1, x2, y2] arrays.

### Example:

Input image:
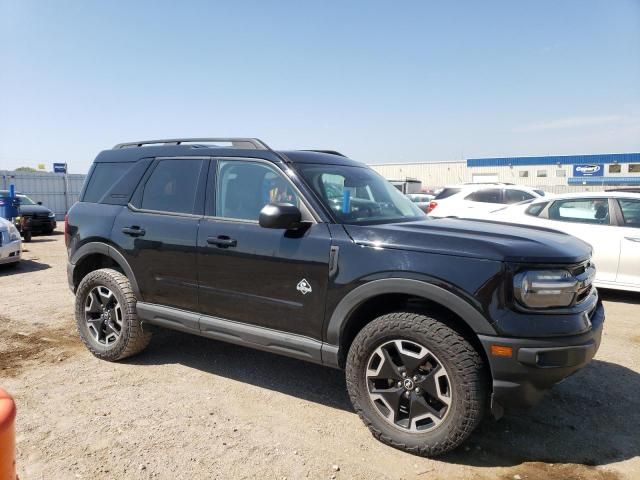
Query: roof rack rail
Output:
[[300, 149, 346, 157], [113, 138, 271, 150], [463, 182, 515, 186]]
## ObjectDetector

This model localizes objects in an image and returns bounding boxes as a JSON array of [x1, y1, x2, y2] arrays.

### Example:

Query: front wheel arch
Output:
[[325, 279, 496, 367]]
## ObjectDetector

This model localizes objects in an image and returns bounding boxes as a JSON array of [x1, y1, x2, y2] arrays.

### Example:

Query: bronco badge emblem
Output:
[[296, 279, 312, 295]]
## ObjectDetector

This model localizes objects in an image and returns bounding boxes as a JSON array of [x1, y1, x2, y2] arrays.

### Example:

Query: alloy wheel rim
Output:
[[366, 339, 452, 432], [84, 286, 123, 345]]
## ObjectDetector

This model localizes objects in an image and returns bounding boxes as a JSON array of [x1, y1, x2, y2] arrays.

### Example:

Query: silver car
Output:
[[0, 217, 22, 266]]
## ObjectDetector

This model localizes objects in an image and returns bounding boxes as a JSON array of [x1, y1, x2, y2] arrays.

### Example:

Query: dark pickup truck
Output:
[[0, 190, 57, 240], [65, 138, 604, 456]]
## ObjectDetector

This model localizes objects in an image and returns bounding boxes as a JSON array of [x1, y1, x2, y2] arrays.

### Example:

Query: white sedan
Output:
[[489, 192, 640, 292], [0, 217, 22, 267], [428, 184, 545, 218]]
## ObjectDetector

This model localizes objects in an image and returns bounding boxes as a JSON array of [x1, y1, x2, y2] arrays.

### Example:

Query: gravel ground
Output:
[[1, 231, 638, 480]]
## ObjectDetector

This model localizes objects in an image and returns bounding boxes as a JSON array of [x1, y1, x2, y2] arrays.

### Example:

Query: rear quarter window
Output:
[[434, 188, 461, 200], [525, 201, 548, 217], [617, 199, 640, 227], [82, 163, 132, 203]]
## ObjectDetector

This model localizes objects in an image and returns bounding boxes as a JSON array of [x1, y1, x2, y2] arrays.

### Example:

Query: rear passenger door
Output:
[[463, 188, 504, 214], [614, 198, 640, 286], [111, 157, 208, 313]]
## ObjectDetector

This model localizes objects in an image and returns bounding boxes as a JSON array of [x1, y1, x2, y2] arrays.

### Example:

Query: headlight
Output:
[[8, 224, 20, 242], [48, 212, 55, 218], [513, 270, 579, 308]]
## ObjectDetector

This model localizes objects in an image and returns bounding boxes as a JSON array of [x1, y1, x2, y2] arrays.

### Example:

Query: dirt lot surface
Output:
[[1, 232, 639, 479]]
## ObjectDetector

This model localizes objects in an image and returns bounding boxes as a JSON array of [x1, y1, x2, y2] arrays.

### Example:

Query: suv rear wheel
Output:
[[75, 268, 151, 361], [345, 312, 486, 456]]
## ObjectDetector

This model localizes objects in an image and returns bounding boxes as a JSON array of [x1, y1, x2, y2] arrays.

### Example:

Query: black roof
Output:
[[94, 138, 364, 167]]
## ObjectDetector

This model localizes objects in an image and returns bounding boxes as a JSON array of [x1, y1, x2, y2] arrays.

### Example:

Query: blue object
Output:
[[342, 190, 350, 214], [0, 184, 20, 220], [53, 163, 67, 173], [467, 152, 640, 167], [572, 164, 604, 177], [568, 176, 640, 186]]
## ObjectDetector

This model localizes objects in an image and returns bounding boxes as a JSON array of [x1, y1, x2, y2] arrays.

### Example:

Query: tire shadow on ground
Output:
[[126, 330, 639, 468], [0, 258, 50, 276], [125, 328, 352, 412], [443, 359, 639, 468], [24, 237, 57, 243]]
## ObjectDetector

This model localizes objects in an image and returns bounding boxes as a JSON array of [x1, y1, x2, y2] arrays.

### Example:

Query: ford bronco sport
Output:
[[66, 138, 604, 456]]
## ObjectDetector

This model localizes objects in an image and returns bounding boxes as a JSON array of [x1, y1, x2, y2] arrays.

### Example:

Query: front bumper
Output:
[[17, 216, 56, 233], [479, 300, 605, 416]]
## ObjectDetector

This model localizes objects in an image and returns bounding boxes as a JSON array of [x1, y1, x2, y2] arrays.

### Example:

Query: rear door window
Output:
[[465, 189, 503, 204], [548, 198, 610, 225], [505, 189, 535, 204], [140, 159, 204, 214]]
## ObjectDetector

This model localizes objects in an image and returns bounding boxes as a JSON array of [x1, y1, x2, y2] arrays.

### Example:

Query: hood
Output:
[[19, 204, 52, 216], [343, 218, 592, 264]]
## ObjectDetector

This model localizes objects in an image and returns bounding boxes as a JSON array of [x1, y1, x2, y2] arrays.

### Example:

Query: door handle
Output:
[[625, 237, 640, 243], [122, 226, 146, 237], [207, 235, 237, 248]]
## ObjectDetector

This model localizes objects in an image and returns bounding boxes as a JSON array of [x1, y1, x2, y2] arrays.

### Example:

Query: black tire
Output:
[[75, 268, 151, 361], [345, 312, 486, 457]]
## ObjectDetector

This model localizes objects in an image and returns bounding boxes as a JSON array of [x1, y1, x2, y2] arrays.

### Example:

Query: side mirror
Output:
[[37, 201, 43, 205], [259, 203, 302, 229]]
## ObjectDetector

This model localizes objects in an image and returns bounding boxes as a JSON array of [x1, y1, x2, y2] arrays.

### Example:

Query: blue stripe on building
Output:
[[467, 153, 640, 168], [568, 176, 640, 186]]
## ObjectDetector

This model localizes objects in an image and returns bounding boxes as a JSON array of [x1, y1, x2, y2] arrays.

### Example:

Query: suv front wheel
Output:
[[345, 312, 486, 456], [75, 268, 152, 361]]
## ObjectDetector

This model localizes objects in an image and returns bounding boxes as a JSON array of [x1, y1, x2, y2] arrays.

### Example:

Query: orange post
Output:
[[0, 388, 16, 480]]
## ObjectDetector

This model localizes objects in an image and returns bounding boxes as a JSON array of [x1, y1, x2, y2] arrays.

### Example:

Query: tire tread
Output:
[[345, 311, 486, 457], [75, 268, 151, 361]]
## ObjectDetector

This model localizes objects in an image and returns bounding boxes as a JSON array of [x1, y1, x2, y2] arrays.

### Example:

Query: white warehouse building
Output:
[[370, 153, 640, 194]]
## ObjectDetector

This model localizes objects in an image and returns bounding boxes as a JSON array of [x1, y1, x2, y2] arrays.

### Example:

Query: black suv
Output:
[[66, 138, 604, 456]]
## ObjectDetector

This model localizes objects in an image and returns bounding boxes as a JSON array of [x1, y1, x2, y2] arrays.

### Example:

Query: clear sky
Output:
[[1, 0, 639, 173]]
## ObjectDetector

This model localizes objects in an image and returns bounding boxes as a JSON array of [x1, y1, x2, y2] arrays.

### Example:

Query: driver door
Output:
[[197, 158, 332, 340]]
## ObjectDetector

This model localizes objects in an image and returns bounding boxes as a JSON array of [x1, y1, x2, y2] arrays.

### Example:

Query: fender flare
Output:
[[325, 278, 497, 347], [70, 242, 141, 298]]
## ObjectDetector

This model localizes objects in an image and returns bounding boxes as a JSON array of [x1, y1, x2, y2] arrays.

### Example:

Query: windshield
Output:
[[295, 164, 426, 225], [0, 191, 36, 205], [18, 195, 36, 205], [407, 194, 431, 203]]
